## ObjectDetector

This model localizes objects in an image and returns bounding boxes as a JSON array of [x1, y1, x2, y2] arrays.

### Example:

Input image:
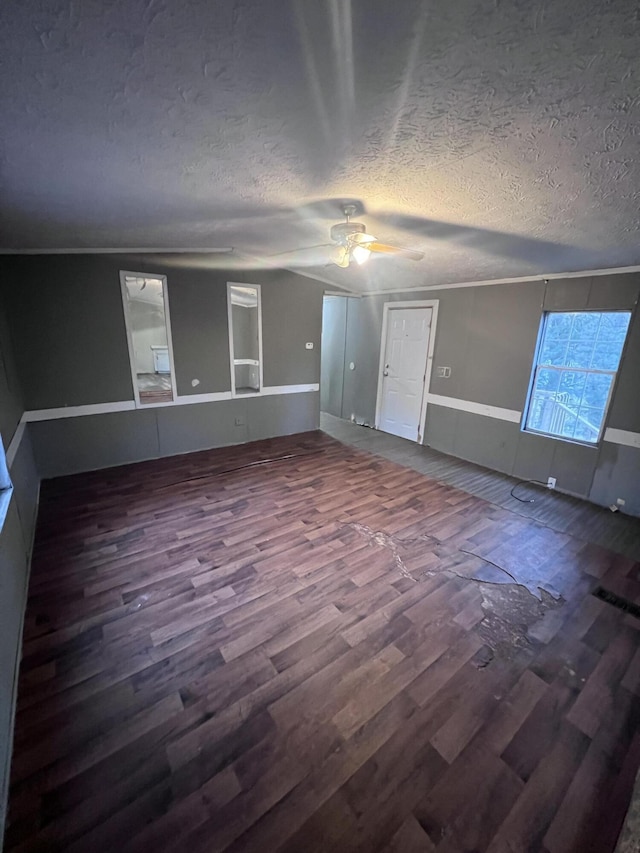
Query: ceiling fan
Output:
[[269, 203, 424, 269], [327, 205, 424, 268]]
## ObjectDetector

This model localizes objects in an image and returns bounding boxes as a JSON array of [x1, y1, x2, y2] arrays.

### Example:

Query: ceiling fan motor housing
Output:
[[330, 221, 366, 245]]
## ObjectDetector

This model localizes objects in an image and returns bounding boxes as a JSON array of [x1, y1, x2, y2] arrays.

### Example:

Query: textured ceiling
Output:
[[1, 0, 640, 291]]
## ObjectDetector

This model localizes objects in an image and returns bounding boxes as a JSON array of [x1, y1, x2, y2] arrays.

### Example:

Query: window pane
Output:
[[558, 413, 577, 440], [575, 408, 604, 443], [539, 336, 569, 366], [526, 367, 609, 442], [597, 312, 631, 342], [565, 341, 593, 368], [536, 367, 561, 393], [590, 345, 623, 370], [583, 372, 613, 408], [545, 312, 573, 340], [571, 312, 599, 340], [557, 369, 587, 405]]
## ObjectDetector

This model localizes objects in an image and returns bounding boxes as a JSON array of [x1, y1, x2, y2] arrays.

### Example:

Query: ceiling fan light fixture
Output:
[[272, 203, 423, 270], [352, 244, 372, 265]]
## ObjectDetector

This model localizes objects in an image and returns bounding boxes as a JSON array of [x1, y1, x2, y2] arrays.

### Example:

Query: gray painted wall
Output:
[[328, 273, 640, 515], [0, 289, 40, 844], [3, 256, 134, 409], [2, 258, 323, 407], [0, 256, 324, 481], [30, 392, 320, 479]]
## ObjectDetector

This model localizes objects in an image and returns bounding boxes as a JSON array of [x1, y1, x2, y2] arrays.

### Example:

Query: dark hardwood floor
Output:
[[6, 430, 640, 852]]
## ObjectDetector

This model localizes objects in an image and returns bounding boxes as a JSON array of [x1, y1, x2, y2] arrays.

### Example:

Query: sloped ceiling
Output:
[[1, 0, 640, 292]]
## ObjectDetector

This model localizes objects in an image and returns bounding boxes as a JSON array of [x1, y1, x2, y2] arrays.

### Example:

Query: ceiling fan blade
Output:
[[331, 246, 350, 268], [352, 231, 376, 244], [366, 242, 424, 261], [267, 243, 333, 259]]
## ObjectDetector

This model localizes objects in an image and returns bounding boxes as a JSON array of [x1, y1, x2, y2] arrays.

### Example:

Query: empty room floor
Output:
[[6, 430, 640, 852]]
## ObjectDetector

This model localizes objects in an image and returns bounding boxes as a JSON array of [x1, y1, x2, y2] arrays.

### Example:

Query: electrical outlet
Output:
[[305, 342, 314, 349], [617, 497, 626, 506], [547, 477, 556, 489], [234, 416, 245, 426]]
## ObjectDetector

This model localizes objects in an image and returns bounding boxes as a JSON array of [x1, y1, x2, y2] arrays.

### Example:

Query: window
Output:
[[227, 283, 263, 396], [524, 310, 631, 444], [0, 435, 12, 531], [120, 272, 177, 406]]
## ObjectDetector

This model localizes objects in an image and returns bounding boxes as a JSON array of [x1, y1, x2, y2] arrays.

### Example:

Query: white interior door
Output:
[[378, 307, 432, 441]]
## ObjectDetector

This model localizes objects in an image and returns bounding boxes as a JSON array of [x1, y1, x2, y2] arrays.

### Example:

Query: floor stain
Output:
[[343, 522, 418, 583], [342, 521, 566, 660], [476, 583, 564, 658]]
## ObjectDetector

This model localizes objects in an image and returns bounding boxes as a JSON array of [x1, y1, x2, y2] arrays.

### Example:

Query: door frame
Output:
[[227, 282, 264, 397], [374, 300, 439, 443], [119, 270, 179, 409]]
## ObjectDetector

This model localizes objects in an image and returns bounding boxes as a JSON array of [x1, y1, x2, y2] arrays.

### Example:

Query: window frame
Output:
[[227, 282, 264, 398], [119, 270, 179, 409], [522, 309, 631, 446], [0, 435, 12, 532]]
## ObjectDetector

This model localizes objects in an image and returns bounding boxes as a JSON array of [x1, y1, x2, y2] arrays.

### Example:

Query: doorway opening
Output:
[[320, 295, 348, 418], [120, 272, 178, 406]]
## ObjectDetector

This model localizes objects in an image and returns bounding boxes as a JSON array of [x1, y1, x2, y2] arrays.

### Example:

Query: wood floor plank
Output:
[[413, 743, 524, 851], [229, 692, 422, 853], [333, 623, 462, 740], [384, 814, 436, 852], [7, 430, 640, 853], [486, 721, 590, 852], [567, 626, 638, 737], [478, 668, 548, 756]]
